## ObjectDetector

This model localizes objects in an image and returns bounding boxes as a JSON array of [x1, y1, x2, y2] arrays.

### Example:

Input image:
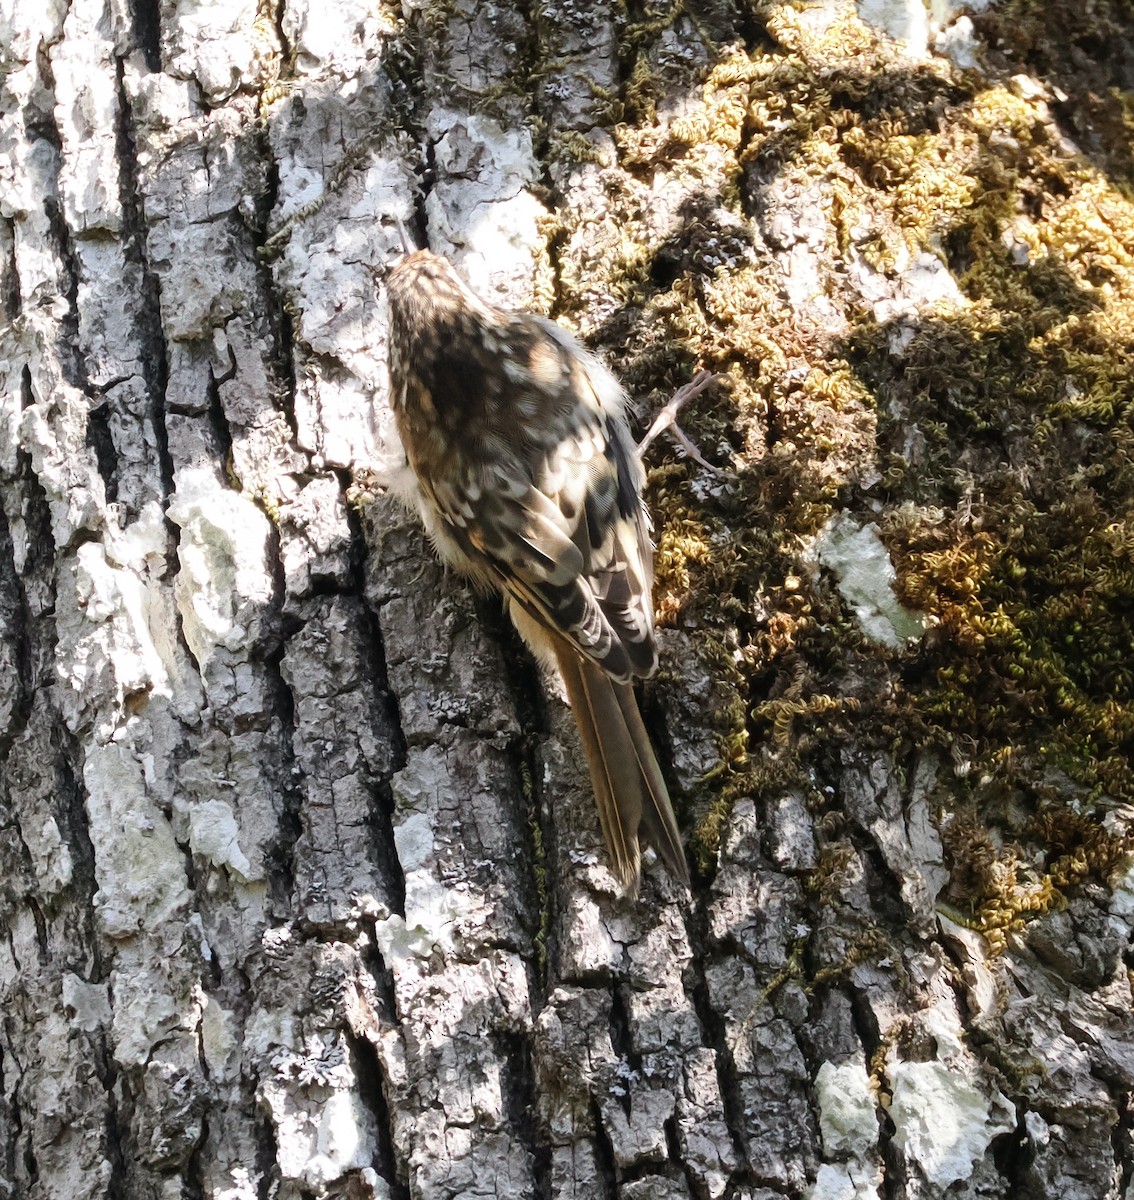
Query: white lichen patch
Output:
[[815, 1060, 878, 1158], [109, 958, 183, 1067], [879, 251, 967, 323], [393, 809, 435, 872], [857, 0, 929, 57], [65, 531, 180, 722], [274, 146, 413, 466], [51, 0, 122, 234], [279, 475, 352, 596], [287, 233, 382, 362], [381, 752, 482, 957], [26, 814, 74, 895], [120, 61, 198, 140], [306, 1092, 373, 1188], [816, 514, 928, 647], [167, 468, 274, 671], [210, 1167, 260, 1200], [806, 1161, 882, 1200], [260, 1046, 378, 1191], [282, 0, 394, 73], [0, 355, 21, 477], [19, 387, 107, 546], [934, 14, 981, 68], [847, 244, 967, 325], [62, 972, 112, 1033], [84, 740, 190, 939], [200, 994, 239, 1082], [890, 1059, 1016, 1186], [185, 798, 254, 881]]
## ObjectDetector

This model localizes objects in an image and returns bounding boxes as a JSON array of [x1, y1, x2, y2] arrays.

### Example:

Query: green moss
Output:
[[858, 122, 1134, 806], [517, 0, 1134, 915], [938, 804, 1131, 953]]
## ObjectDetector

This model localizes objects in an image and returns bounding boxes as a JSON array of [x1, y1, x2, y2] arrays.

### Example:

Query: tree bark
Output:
[[1, 1, 1132, 1198]]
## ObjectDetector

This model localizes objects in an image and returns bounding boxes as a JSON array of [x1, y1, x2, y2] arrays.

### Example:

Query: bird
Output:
[[383, 246, 689, 893]]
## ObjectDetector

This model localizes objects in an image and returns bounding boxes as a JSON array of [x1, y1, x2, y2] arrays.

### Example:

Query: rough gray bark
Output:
[[1, 2, 1132, 1200]]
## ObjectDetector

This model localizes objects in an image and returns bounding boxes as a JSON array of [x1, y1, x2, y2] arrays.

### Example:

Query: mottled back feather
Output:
[[386, 251, 658, 684]]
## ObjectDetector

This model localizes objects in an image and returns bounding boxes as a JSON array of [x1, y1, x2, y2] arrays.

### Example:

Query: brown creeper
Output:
[[385, 249, 689, 893]]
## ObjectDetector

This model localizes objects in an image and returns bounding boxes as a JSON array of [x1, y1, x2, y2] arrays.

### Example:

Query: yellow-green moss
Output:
[[537, 0, 1134, 919], [939, 806, 1131, 954]]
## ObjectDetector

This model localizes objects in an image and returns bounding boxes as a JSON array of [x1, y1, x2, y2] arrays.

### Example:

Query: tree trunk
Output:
[[2, 1, 1132, 1198]]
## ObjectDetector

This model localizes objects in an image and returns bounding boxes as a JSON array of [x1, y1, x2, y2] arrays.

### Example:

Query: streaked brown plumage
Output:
[[385, 249, 688, 892]]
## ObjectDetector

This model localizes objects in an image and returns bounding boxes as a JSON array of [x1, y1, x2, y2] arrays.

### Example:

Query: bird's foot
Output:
[[637, 371, 727, 474]]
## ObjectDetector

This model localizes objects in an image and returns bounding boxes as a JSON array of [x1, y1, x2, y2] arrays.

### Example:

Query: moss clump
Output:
[[939, 805, 1132, 954], [526, 0, 1134, 924], [855, 102, 1134, 803], [970, 0, 1134, 190]]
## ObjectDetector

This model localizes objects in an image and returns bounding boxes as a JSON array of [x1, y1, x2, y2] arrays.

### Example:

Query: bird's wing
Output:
[[429, 318, 658, 682]]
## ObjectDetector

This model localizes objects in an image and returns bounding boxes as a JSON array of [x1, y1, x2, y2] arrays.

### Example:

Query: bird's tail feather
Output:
[[553, 639, 689, 893]]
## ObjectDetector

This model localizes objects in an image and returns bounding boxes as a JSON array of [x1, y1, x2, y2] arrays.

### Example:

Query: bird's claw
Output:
[[638, 370, 728, 475]]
